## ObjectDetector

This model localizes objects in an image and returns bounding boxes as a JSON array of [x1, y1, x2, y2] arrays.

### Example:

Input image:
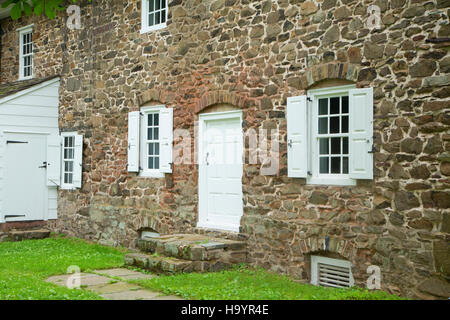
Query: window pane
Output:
[[154, 157, 160, 169], [154, 113, 159, 126], [342, 116, 349, 133], [149, 0, 154, 12], [155, 0, 160, 10], [161, 9, 166, 23], [68, 173, 73, 184], [330, 117, 340, 134], [342, 96, 349, 113], [149, 13, 154, 26], [148, 157, 154, 169], [331, 137, 341, 154], [343, 157, 349, 174], [331, 157, 341, 174], [155, 11, 160, 24], [154, 128, 159, 140], [319, 99, 327, 115], [320, 157, 329, 174], [318, 118, 328, 134], [162, 0, 166, 8], [330, 97, 340, 114], [148, 114, 153, 126], [343, 137, 349, 154], [319, 138, 329, 155], [154, 143, 160, 155], [148, 143, 154, 155], [147, 128, 153, 140]]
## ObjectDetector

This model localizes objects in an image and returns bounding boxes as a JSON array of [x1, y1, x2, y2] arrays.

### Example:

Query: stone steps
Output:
[[2, 229, 50, 242], [125, 233, 247, 274]]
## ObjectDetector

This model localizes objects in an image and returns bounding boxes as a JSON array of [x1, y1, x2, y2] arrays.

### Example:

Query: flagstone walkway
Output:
[[46, 268, 184, 300]]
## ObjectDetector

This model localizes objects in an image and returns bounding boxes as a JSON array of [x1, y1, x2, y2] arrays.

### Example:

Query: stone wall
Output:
[[1, 0, 449, 298]]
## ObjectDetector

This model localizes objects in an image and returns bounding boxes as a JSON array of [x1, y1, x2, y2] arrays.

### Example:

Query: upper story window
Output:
[[141, 0, 168, 34], [18, 25, 34, 80], [287, 85, 374, 186]]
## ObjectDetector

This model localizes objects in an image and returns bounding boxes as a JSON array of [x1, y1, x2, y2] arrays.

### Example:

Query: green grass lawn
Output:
[[0, 236, 126, 300], [0, 236, 405, 300], [132, 265, 405, 300]]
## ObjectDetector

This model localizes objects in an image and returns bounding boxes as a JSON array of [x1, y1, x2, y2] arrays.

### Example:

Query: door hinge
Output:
[[6, 140, 28, 144], [368, 145, 376, 154]]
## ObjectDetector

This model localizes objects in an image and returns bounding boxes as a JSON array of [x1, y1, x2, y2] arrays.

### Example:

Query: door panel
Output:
[[199, 115, 243, 232], [3, 133, 47, 221]]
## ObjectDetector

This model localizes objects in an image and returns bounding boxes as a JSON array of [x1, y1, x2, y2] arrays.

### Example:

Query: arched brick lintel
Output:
[[137, 89, 174, 107], [295, 62, 360, 90], [299, 236, 358, 261], [195, 90, 247, 114]]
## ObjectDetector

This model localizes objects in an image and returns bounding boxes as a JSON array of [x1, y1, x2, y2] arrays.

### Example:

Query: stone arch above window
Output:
[[195, 90, 247, 114], [298, 236, 357, 262], [291, 62, 360, 91], [137, 89, 174, 107]]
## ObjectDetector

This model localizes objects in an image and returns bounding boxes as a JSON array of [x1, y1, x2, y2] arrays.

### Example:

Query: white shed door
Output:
[[198, 115, 243, 232], [4, 132, 47, 221]]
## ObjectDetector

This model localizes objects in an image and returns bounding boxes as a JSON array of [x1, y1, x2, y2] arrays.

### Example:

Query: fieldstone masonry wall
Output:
[[1, 0, 449, 298]]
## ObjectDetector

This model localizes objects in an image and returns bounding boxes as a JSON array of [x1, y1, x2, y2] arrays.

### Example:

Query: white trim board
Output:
[[0, 77, 60, 105]]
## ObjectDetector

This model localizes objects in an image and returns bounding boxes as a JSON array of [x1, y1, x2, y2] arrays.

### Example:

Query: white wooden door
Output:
[[198, 112, 243, 232], [3, 132, 47, 221]]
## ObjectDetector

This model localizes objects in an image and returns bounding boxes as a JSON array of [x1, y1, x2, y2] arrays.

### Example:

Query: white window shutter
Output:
[[73, 134, 83, 188], [287, 95, 308, 178], [349, 88, 373, 180], [159, 107, 173, 173], [46, 135, 61, 187], [128, 111, 140, 172]]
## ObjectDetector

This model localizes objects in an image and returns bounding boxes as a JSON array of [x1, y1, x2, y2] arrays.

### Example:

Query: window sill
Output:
[[60, 185, 77, 190], [139, 170, 165, 178], [19, 75, 34, 81], [140, 23, 167, 34], [307, 176, 356, 186]]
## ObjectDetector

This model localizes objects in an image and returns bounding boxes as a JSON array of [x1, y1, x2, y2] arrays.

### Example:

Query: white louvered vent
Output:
[[311, 256, 354, 288]]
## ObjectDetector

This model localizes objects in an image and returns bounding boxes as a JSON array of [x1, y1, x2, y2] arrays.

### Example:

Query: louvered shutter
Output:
[[287, 95, 308, 178], [128, 111, 140, 172], [349, 88, 373, 180], [159, 108, 173, 173]]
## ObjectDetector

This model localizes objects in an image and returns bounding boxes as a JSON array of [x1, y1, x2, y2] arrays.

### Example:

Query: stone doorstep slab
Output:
[[8, 229, 50, 241], [137, 234, 246, 261]]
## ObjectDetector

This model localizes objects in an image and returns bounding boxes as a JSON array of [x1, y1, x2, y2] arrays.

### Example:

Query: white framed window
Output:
[[58, 132, 83, 190], [140, 106, 164, 177], [62, 134, 75, 186], [18, 25, 34, 80], [127, 105, 173, 177], [311, 255, 354, 288], [141, 0, 168, 34], [287, 85, 373, 185]]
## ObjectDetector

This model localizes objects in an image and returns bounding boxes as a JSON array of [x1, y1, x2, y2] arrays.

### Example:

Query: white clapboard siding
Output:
[[0, 78, 60, 222]]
